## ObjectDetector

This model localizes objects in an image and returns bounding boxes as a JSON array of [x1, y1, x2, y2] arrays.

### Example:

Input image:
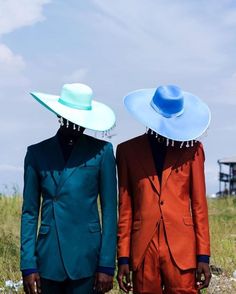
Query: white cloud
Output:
[[0, 0, 51, 35], [0, 0, 51, 189], [63, 68, 89, 83], [0, 164, 23, 172], [222, 9, 236, 26], [0, 44, 25, 73], [0, 43, 28, 87], [216, 125, 236, 131], [90, 0, 235, 82], [0, 0, 50, 86], [218, 73, 236, 104]]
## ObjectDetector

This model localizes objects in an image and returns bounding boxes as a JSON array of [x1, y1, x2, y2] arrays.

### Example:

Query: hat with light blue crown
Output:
[[30, 83, 116, 132]]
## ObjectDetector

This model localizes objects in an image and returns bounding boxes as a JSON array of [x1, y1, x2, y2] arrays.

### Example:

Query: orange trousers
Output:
[[132, 220, 198, 294]]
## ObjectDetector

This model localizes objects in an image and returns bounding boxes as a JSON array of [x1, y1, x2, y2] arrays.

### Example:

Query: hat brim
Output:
[[124, 88, 211, 141], [30, 92, 116, 132]]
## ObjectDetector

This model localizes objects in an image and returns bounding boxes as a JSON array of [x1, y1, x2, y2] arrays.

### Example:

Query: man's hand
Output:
[[117, 264, 132, 293], [196, 262, 211, 290], [23, 273, 41, 294], [94, 272, 113, 293]]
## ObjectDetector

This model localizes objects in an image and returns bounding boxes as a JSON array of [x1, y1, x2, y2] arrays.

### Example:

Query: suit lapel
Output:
[[133, 134, 186, 195], [134, 134, 161, 195], [56, 134, 91, 193], [161, 146, 184, 191], [45, 136, 65, 187]]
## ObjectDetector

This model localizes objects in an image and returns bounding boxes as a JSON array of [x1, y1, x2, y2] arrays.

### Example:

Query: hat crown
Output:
[[151, 85, 184, 118], [59, 83, 93, 110]]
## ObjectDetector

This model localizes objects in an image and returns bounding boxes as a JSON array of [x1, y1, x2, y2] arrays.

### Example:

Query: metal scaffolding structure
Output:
[[218, 156, 236, 195]]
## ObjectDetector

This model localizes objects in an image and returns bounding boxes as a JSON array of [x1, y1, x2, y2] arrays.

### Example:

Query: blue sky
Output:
[[1, 0, 236, 195]]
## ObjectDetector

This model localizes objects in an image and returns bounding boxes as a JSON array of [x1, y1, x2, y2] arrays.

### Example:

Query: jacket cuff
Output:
[[22, 269, 38, 277], [118, 257, 129, 265], [97, 266, 115, 276], [197, 255, 210, 263]]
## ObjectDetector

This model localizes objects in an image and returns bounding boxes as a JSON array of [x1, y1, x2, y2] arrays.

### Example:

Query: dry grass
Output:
[[0, 196, 22, 287], [0, 196, 235, 293]]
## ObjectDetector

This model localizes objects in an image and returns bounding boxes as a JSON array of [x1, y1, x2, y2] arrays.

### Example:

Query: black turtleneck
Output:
[[56, 125, 85, 163], [147, 130, 168, 184]]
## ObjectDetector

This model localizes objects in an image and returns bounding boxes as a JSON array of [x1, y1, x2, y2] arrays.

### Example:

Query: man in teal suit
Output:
[[20, 83, 117, 294]]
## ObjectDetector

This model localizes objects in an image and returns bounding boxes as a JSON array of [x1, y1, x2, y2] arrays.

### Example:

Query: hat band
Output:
[[58, 98, 92, 110], [150, 99, 184, 118]]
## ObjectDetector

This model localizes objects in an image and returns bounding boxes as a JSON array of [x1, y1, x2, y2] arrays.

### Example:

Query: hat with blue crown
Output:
[[124, 85, 211, 143]]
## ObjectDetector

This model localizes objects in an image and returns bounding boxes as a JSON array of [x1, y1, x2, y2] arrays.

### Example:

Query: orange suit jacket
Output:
[[116, 134, 210, 271]]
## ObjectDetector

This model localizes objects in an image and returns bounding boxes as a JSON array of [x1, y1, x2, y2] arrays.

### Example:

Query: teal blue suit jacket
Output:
[[20, 134, 117, 281]]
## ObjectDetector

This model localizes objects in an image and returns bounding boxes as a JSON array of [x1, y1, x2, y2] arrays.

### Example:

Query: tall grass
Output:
[[208, 196, 236, 275], [0, 196, 235, 293], [0, 196, 22, 286]]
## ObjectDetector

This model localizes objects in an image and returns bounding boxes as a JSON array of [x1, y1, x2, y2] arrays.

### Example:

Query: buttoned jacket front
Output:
[[117, 134, 210, 271], [21, 134, 117, 281]]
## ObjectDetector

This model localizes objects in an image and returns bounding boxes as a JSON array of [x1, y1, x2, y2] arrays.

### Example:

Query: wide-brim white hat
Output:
[[124, 85, 211, 141], [30, 83, 116, 132]]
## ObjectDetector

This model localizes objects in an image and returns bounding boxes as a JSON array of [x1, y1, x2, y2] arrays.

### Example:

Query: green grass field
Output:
[[208, 196, 236, 276], [0, 195, 235, 293]]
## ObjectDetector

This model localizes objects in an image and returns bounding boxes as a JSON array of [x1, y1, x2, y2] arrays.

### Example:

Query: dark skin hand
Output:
[[94, 273, 113, 293], [196, 262, 212, 290], [23, 121, 111, 294], [117, 263, 211, 292], [117, 264, 132, 293], [23, 272, 113, 293], [23, 273, 41, 294], [23, 121, 83, 294]]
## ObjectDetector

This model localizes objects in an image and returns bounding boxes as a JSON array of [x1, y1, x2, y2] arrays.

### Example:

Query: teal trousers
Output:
[[40, 276, 96, 294]]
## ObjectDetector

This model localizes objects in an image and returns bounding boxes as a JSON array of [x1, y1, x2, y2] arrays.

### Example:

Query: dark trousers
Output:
[[40, 276, 95, 294]]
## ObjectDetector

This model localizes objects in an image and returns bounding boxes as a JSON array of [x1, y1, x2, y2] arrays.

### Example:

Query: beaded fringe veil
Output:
[[145, 127, 205, 148], [59, 116, 116, 138]]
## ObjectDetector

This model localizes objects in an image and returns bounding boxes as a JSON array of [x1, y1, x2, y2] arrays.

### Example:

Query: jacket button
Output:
[[160, 200, 164, 205]]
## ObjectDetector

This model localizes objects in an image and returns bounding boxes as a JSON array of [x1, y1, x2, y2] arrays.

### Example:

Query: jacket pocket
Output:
[[183, 216, 194, 226], [38, 225, 50, 235], [88, 222, 101, 233]]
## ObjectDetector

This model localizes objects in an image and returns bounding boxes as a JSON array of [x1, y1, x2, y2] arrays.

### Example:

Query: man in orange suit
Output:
[[116, 85, 212, 293]]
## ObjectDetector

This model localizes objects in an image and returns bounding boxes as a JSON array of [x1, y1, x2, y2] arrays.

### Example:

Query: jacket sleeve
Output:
[[20, 147, 41, 270], [190, 143, 210, 256], [98, 142, 117, 268], [116, 144, 133, 259]]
